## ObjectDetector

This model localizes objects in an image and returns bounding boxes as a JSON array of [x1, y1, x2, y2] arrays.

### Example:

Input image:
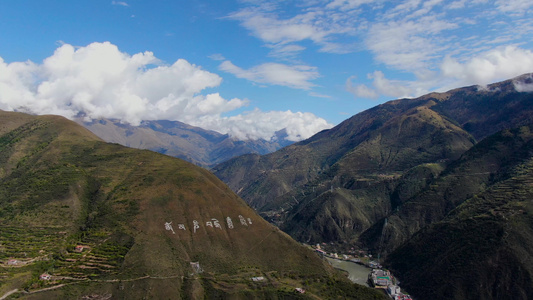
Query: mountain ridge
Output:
[[212, 73, 533, 299], [0, 110, 384, 299], [79, 118, 293, 168], [214, 73, 533, 228]]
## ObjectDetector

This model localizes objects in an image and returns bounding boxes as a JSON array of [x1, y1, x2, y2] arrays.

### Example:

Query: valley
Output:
[[2, 1, 533, 298], [1, 74, 533, 299], [213, 74, 533, 299]]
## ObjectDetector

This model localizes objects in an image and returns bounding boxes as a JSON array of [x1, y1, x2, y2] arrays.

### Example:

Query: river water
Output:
[[326, 257, 371, 287]]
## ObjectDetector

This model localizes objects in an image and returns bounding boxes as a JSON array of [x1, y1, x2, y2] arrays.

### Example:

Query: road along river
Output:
[[326, 257, 371, 287]]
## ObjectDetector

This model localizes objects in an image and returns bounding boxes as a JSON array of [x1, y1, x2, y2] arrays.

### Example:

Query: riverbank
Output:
[[325, 257, 371, 287], [309, 244, 413, 300]]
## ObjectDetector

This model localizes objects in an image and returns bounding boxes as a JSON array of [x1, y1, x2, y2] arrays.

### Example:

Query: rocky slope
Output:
[[385, 125, 533, 300]]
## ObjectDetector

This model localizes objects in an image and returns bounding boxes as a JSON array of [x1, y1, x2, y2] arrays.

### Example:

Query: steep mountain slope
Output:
[[79, 118, 292, 167], [360, 124, 533, 255], [213, 73, 533, 248], [0, 110, 384, 299], [278, 103, 475, 244], [384, 124, 533, 300]]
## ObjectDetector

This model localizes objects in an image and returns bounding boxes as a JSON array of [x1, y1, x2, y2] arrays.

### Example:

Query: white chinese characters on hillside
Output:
[[164, 215, 252, 234]]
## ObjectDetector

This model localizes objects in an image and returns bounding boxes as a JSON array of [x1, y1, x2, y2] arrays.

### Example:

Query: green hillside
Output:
[[0, 111, 385, 299]]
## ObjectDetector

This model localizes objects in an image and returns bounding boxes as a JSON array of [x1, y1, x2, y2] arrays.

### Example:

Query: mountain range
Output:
[[213, 73, 533, 299], [0, 110, 384, 299], [78, 118, 293, 168], [3, 73, 533, 299]]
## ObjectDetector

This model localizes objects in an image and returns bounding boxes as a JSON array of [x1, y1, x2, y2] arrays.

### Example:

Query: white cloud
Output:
[[4, 42, 233, 125], [446, 0, 466, 9], [326, 0, 375, 10], [366, 16, 458, 71], [226, 3, 357, 55], [513, 74, 533, 92], [228, 9, 325, 45], [347, 46, 533, 101], [495, 0, 533, 14], [368, 71, 413, 98], [346, 72, 421, 100], [268, 44, 306, 59], [346, 76, 379, 99], [226, 1, 533, 101], [0, 42, 330, 142], [440, 46, 533, 86], [197, 108, 333, 141], [111, 1, 129, 7], [208, 53, 226, 61], [308, 92, 332, 99], [219, 60, 319, 90]]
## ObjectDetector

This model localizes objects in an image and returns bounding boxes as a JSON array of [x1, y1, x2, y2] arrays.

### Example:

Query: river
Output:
[[326, 257, 371, 287]]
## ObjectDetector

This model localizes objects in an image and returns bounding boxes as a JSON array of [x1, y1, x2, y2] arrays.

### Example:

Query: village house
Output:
[[75, 245, 88, 252]]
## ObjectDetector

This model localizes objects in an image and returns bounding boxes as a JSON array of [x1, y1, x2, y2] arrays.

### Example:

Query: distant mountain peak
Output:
[[78, 118, 293, 167]]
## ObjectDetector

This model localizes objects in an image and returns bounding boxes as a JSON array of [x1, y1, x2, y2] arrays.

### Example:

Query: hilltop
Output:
[[0, 110, 385, 299]]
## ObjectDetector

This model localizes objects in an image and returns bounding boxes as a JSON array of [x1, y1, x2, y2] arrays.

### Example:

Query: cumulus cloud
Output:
[[219, 60, 319, 90], [197, 109, 333, 141], [0, 42, 330, 141], [441, 46, 533, 86], [0, 42, 233, 125]]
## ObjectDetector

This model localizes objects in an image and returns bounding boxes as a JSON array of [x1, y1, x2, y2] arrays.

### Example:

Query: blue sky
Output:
[[1, 0, 533, 141]]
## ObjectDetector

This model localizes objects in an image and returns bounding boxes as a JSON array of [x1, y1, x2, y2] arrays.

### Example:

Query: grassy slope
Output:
[[0, 111, 386, 299]]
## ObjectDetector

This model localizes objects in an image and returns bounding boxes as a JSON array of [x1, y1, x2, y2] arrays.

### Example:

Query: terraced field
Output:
[[0, 226, 132, 294], [0, 226, 67, 264]]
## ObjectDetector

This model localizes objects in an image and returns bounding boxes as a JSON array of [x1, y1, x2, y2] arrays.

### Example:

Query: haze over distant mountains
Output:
[[213, 73, 533, 300], [78, 118, 294, 167]]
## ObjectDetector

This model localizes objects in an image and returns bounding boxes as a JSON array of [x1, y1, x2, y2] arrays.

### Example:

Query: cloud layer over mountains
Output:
[[0, 42, 332, 141]]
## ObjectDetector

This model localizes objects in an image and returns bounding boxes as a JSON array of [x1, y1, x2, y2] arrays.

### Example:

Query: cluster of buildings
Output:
[[368, 269, 412, 300], [311, 244, 413, 300]]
